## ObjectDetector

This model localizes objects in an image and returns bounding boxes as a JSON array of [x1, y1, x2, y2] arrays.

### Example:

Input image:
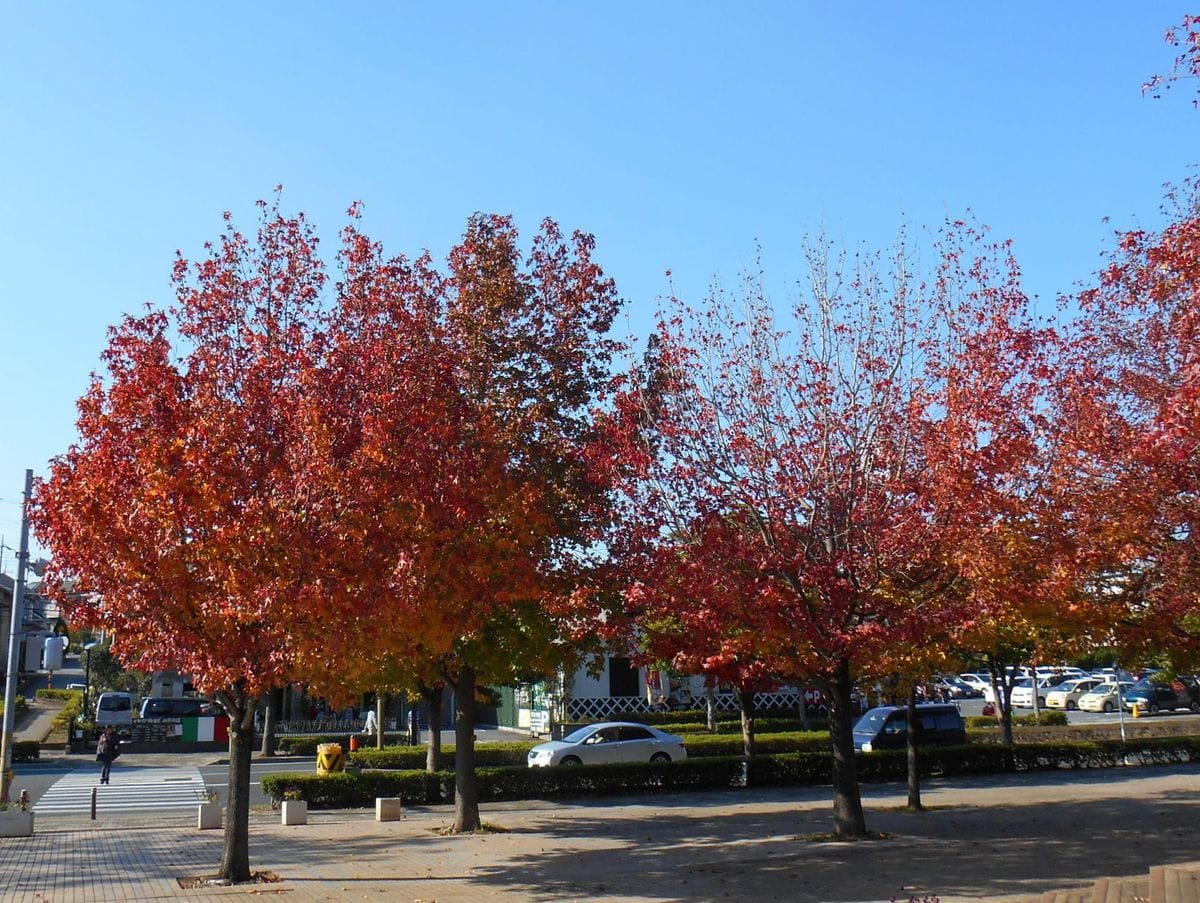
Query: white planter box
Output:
[[281, 800, 307, 825], [376, 797, 403, 821], [0, 810, 34, 837], [197, 802, 222, 830]]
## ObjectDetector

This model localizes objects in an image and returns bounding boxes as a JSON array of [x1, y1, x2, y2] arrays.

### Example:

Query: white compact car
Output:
[[526, 722, 688, 767]]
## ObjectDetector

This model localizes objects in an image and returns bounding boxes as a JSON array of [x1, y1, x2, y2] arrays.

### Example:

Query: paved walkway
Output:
[[3, 761, 1200, 902]]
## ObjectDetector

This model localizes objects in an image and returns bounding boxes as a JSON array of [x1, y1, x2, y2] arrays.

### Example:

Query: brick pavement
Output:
[[3, 763, 1200, 902]]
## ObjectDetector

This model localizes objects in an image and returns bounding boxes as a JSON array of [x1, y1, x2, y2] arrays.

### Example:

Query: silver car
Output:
[[526, 721, 688, 767]]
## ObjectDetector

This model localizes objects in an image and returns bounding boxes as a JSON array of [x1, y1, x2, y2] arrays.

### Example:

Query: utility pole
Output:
[[0, 469, 33, 805]]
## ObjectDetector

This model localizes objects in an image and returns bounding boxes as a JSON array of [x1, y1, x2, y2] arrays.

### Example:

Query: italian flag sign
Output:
[[181, 716, 230, 743]]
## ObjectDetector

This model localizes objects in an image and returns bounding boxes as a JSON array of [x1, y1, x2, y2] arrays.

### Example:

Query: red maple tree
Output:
[[32, 199, 362, 881], [1063, 178, 1200, 670], [609, 223, 1052, 837]]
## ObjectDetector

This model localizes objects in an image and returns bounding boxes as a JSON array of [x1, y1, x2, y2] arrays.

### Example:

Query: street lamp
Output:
[[83, 641, 100, 722]]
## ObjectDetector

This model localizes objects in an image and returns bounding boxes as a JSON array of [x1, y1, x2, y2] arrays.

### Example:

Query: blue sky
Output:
[[1, 3, 1197, 553]]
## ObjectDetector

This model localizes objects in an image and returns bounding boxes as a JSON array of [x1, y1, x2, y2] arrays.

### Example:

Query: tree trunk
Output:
[[798, 689, 810, 732], [421, 681, 444, 773], [738, 688, 757, 758], [987, 660, 1016, 748], [905, 688, 922, 811], [218, 690, 257, 883], [452, 667, 481, 832], [259, 688, 278, 758], [827, 659, 868, 838], [376, 694, 385, 750], [706, 684, 718, 733]]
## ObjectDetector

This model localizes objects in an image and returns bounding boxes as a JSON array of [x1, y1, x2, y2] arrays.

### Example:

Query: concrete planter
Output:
[[0, 810, 34, 837], [281, 800, 307, 825], [197, 802, 222, 830], [376, 797, 403, 821]]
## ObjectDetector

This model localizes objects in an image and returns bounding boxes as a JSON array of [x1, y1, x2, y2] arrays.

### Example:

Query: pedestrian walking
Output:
[[363, 707, 378, 736], [97, 726, 120, 784]]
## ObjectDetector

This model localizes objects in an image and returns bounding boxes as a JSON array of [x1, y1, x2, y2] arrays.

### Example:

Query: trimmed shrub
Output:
[[13, 740, 40, 762], [261, 769, 449, 808], [37, 688, 84, 702], [262, 735, 1200, 811], [966, 710, 1069, 731], [681, 731, 830, 757], [349, 741, 534, 770]]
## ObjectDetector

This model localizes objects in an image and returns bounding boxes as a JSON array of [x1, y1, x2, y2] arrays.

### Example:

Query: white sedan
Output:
[[527, 722, 688, 767]]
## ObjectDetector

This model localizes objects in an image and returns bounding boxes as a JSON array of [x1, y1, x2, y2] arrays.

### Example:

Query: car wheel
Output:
[[560, 756, 582, 767], [650, 752, 671, 763], [1103, 701, 1115, 713], [1149, 702, 1160, 715], [1190, 701, 1199, 714], [1067, 701, 1077, 711], [1037, 697, 1045, 707]]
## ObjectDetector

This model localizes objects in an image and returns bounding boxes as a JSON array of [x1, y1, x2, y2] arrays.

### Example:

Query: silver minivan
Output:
[[94, 691, 135, 733]]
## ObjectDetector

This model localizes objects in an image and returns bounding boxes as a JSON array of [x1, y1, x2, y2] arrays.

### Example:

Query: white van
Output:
[[94, 692, 135, 734]]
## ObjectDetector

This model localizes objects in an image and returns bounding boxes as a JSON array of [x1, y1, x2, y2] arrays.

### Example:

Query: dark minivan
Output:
[[139, 697, 224, 718], [853, 703, 966, 752]]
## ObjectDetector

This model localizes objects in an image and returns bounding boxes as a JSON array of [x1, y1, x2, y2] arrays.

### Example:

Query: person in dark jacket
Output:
[[97, 726, 120, 784]]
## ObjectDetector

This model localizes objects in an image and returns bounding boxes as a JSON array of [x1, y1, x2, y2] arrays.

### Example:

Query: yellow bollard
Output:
[[1132, 702, 1141, 718], [316, 742, 345, 774]]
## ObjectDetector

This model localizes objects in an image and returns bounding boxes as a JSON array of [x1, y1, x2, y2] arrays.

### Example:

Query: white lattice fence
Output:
[[565, 690, 806, 721]]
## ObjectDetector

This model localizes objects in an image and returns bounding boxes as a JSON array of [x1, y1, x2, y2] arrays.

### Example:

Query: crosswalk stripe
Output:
[[33, 765, 209, 814]]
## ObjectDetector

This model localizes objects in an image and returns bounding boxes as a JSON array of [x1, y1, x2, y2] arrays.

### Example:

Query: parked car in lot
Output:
[[1045, 677, 1104, 710], [526, 722, 687, 767], [1121, 677, 1200, 714], [935, 676, 983, 699], [957, 673, 991, 694], [1077, 681, 1135, 713], [1010, 674, 1075, 708]]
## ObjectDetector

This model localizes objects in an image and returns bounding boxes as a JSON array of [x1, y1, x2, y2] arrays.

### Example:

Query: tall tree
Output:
[[316, 212, 623, 832], [33, 200, 341, 882], [610, 223, 1050, 838], [1064, 179, 1200, 669]]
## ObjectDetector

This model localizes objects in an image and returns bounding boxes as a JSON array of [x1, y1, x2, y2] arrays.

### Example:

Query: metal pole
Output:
[[0, 470, 34, 805]]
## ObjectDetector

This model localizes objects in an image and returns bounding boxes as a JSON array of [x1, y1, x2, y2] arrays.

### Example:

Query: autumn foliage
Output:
[[607, 224, 1054, 836], [32, 198, 623, 871]]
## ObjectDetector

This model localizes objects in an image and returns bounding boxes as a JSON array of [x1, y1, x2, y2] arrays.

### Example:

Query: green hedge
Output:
[[0, 695, 27, 718], [349, 741, 533, 770], [594, 707, 804, 727], [261, 736, 1200, 810], [965, 710, 1069, 730], [36, 688, 84, 702], [652, 717, 806, 735], [12, 740, 40, 762], [262, 759, 746, 807], [681, 730, 830, 757]]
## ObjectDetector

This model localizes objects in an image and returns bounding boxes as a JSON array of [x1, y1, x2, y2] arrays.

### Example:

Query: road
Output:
[[12, 756, 317, 815]]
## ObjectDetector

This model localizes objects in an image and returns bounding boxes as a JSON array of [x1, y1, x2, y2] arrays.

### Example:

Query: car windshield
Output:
[[854, 709, 892, 732], [562, 726, 598, 744]]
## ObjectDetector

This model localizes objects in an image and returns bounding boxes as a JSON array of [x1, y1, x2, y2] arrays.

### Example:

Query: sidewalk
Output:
[[3, 762, 1200, 902], [11, 696, 64, 745]]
